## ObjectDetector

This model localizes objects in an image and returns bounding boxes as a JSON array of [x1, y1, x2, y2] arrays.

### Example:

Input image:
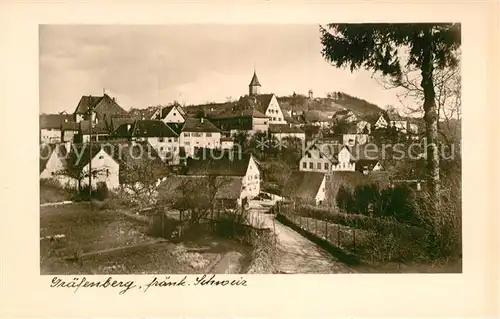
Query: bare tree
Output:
[[158, 162, 237, 224], [377, 57, 461, 147]]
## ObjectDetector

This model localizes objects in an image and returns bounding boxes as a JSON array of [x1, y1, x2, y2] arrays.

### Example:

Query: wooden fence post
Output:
[[337, 223, 340, 246], [324, 220, 328, 241], [161, 214, 165, 238], [353, 229, 356, 252]]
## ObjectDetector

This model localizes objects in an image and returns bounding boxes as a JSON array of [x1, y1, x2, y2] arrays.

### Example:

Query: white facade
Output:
[[314, 176, 327, 206], [356, 120, 371, 134], [264, 95, 287, 124], [80, 149, 120, 190], [343, 111, 357, 123], [180, 131, 221, 157], [40, 144, 76, 188], [299, 145, 355, 173], [241, 156, 260, 199], [40, 129, 62, 144], [145, 136, 180, 164], [343, 134, 369, 146], [374, 115, 388, 129], [154, 106, 185, 124]]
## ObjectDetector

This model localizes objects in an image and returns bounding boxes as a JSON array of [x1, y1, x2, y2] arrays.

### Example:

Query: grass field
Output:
[[40, 202, 252, 274], [40, 182, 73, 204]]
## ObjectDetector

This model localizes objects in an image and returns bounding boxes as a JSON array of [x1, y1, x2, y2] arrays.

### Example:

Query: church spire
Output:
[[248, 68, 261, 96]]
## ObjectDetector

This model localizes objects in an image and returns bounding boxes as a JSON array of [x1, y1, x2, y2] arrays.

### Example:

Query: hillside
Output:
[[277, 92, 384, 117]]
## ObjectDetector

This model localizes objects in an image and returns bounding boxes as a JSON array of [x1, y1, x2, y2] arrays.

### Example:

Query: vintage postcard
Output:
[[0, 1, 497, 318]]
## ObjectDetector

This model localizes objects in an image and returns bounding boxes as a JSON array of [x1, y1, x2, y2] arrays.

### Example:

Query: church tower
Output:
[[248, 70, 261, 96]]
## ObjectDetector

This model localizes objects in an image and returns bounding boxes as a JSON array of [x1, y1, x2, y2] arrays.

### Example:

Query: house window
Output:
[[264, 121, 267, 125], [167, 138, 172, 143], [255, 174, 258, 179], [106, 169, 110, 177], [272, 117, 276, 121], [324, 163, 329, 170], [206, 133, 212, 137], [307, 152, 311, 158], [196, 141, 199, 145], [185, 142, 190, 146], [208, 142, 211, 146], [173, 113, 176, 116], [184, 132, 190, 137], [158, 137, 165, 142], [160, 147, 164, 151], [303, 162, 307, 169], [309, 162, 313, 169], [278, 118, 281, 121], [173, 147, 177, 151], [174, 137, 178, 142], [319, 153, 323, 158], [317, 162, 321, 169], [99, 155, 104, 159]]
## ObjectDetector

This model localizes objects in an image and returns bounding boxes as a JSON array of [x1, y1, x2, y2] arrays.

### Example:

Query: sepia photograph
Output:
[[39, 23, 462, 276]]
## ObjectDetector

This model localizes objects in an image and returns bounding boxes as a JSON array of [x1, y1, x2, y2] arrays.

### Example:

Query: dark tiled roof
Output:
[[165, 122, 184, 135], [211, 108, 268, 119], [355, 159, 381, 172], [269, 124, 305, 134], [181, 118, 221, 133], [184, 151, 253, 177], [249, 71, 261, 86], [109, 120, 178, 139], [61, 121, 79, 131], [302, 110, 329, 123], [333, 109, 353, 117], [79, 120, 111, 135], [110, 115, 136, 131], [40, 114, 73, 129], [74, 94, 126, 116], [283, 171, 325, 200], [285, 116, 302, 125], [159, 175, 243, 200], [305, 142, 348, 163], [238, 94, 274, 114]]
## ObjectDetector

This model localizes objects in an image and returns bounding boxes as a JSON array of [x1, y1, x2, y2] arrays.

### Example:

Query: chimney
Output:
[[112, 97, 116, 102]]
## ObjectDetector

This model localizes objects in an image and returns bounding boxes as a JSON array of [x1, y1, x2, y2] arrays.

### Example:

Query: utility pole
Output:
[[87, 103, 94, 199]]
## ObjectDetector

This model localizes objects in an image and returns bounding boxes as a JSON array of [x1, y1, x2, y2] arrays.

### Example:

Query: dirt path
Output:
[[248, 201, 354, 274]]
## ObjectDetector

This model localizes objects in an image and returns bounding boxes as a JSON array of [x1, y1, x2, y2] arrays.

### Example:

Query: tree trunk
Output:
[[421, 28, 441, 209]]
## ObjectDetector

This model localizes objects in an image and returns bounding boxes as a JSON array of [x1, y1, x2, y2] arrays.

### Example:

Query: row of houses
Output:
[[39, 70, 418, 208], [40, 139, 389, 208]]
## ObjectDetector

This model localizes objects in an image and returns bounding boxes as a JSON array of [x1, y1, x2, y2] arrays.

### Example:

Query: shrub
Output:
[[352, 184, 380, 215], [247, 229, 278, 274], [336, 186, 355, 212], [73, 183, 109, 202]]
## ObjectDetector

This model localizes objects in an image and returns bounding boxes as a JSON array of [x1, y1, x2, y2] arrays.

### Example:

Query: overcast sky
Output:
[[39, 25, 402, 114]]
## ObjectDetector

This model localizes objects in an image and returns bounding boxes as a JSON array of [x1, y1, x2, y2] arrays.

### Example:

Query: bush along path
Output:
[[248, 201, 354, 274]]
